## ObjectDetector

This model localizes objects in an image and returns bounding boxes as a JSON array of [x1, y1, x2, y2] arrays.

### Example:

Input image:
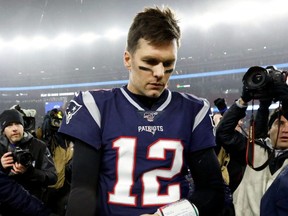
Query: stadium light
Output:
[[53, 33, 75, 48], [78, 32, 100, 44], [31, 36, 50, 50], [183, 0, 288, 30]]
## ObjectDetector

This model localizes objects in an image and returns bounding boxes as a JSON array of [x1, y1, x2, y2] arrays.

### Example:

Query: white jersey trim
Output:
[[120, 88, 145, 111], [82, 91, 101, 128], [120, 87, 172, 111], [193, 98, 210, 132]]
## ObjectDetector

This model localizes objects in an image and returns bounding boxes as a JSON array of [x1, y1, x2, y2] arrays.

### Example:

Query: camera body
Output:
[[12, 147, 33, 167], [242, 66, 288, 101]]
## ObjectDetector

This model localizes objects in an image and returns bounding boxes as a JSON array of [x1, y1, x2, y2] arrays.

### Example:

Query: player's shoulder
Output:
[[172, 91, 210, 107], [88, 88, 119, 96], [76, 88, 120, 101]]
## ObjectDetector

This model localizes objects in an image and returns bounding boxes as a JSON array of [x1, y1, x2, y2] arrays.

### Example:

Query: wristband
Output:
[[156, 199, 199, 216], [236, 98, 248, 108]]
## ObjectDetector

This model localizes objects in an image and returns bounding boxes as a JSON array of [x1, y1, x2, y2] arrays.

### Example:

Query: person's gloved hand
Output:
[[241, 85, 252, 103]]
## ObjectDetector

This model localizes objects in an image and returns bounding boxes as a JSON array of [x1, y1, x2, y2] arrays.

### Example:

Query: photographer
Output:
[[216, 66, 288, 216], [214, 97, 247, 194], [0, 109, 57, 216]]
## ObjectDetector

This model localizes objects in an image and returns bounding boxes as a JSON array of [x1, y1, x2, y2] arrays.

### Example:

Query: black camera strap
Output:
[[245, 110, 274, 171], [246, 138, 275, 171]]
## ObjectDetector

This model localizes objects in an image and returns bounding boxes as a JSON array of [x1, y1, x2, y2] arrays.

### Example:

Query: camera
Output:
[[12, 147, 33, 167], [242, 65, 288, 100], [10, 105, 37, 134]]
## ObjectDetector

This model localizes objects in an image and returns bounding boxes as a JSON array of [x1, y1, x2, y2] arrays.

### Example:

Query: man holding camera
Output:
[[0, 109, 57, 216], [216, 66, 288, 216]]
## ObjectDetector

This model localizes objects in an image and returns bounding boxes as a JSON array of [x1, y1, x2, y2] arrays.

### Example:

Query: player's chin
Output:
[[146, 89, 163, 98]]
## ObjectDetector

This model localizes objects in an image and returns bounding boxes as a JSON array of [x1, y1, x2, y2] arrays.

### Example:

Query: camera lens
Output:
[[19, 152, 33, 167], [243, 66, 268, 89], [251, 73, 264, 85]]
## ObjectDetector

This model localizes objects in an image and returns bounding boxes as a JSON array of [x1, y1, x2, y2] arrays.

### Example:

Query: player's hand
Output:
[[0, 152, 14, 169]]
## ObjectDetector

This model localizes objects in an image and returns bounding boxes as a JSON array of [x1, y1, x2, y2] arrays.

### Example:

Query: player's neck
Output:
[[124, 86, 161, 109], [134, 95, 159, 109]]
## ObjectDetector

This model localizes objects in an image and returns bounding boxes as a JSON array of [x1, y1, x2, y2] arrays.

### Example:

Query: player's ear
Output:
[[124, 51, 132, 70]]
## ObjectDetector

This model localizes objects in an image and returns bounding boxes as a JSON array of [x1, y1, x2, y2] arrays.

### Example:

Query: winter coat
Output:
[[0, 131, 57, 199]]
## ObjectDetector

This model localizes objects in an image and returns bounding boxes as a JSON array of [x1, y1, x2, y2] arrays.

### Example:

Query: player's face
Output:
[[124, 38, 177, 98], [3, 123, 24, 144], [269, 115, 288, 149]]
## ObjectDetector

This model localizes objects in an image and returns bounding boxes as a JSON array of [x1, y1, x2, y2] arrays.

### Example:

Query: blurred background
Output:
[[0, 0, 287, 126]]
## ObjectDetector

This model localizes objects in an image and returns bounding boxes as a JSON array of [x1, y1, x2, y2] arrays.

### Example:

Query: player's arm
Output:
[[65, 139, 101, 216], [187, 147, 225, 216]]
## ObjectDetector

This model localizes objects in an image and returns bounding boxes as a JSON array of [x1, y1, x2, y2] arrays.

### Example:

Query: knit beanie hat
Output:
[[0, 109, 24, 131], [268, 107, 288, 129]]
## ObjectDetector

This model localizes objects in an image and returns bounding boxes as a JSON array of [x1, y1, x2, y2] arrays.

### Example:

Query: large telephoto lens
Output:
[[242, 66, 268, 89]]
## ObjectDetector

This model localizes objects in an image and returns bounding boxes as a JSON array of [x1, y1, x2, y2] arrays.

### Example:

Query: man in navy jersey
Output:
[[59, 6, 224, 216]]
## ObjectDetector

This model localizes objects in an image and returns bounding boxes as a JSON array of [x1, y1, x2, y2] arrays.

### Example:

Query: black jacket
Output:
[[0, 132, 57, 199]]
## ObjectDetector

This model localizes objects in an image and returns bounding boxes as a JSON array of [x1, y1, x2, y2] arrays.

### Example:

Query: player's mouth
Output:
[[148, 83, 164, 88]]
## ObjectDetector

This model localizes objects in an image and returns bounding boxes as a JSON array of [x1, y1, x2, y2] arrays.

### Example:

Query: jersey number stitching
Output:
[[108, 137, 184, 206]]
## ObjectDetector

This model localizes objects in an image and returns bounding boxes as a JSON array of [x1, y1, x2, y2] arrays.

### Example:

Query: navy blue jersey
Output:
[[59, 86, 216, 215]]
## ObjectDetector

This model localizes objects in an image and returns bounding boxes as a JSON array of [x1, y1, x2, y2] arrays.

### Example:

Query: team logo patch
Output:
[[143, 111, 158, 122], [65, 100, 82, 124]]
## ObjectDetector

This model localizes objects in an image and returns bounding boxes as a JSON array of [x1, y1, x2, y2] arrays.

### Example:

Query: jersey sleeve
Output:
[[189, 97, 216, 152], [59, 91, 102, 149]]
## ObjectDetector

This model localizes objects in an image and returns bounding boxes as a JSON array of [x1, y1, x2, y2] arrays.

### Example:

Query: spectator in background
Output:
[[39, 109, 73, 216], [0, 109, 57, 216], [216, 80, 288, 216], [213, 98, 247, 216], [59, 6, 224, 216], [213, 98, 247, 194]]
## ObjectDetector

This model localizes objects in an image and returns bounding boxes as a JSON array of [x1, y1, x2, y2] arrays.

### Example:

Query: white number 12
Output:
[[108, 137, 184, 206]]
